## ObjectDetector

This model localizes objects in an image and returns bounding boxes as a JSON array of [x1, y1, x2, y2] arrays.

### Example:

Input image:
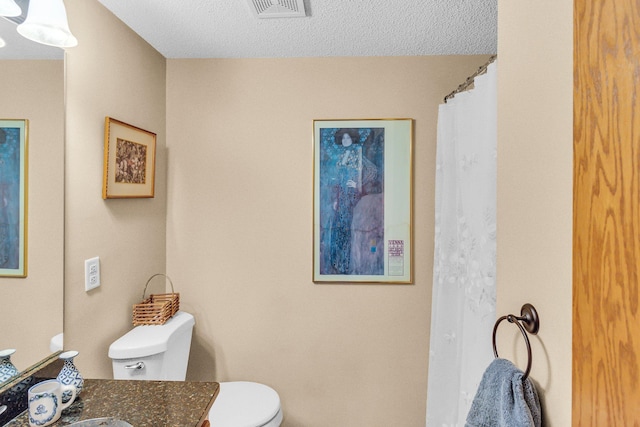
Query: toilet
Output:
[[208, 381, 283, 427], [49, 332, 64, 353], [108, 311, 282, 427]]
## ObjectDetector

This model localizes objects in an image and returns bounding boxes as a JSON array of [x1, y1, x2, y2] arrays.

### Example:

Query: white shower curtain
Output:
[[426, 62, 497, 427]]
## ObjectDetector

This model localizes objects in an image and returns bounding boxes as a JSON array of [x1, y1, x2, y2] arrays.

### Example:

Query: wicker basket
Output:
[[132, 274, 180, 326]]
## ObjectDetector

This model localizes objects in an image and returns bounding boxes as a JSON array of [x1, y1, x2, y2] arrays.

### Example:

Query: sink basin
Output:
[[67, 418, 133, 427]]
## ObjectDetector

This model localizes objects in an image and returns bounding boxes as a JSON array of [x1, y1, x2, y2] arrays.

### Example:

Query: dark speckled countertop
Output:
[[5, 379, 219, 427]]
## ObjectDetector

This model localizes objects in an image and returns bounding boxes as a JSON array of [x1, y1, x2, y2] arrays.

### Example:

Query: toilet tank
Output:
[[108, 311, 195, 381]]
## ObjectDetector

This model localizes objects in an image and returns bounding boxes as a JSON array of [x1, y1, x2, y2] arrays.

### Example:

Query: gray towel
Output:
[[465, 358, 542, 427]]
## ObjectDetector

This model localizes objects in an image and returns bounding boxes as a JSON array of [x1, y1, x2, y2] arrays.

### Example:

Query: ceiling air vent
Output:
[[248, 0, 306, 19]]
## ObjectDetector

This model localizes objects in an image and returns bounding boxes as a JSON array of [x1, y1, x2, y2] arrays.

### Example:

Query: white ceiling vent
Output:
[[248, 0, 306, 19]]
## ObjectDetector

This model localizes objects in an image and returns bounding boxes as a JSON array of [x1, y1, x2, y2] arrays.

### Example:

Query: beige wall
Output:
[[497, 0, 573, 425], [0, 60, 64, 370], [63, 0, 167, 377], [166, 56, 488, 426]]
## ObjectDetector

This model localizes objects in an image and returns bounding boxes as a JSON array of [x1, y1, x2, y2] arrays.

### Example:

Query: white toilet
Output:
[[108, 311, 283, 427], [208, 381, 283, 427], [49, 332, 64, 353]]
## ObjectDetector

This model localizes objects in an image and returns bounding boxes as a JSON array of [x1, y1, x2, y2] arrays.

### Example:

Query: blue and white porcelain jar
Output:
[[0, 348, 19, 383], [56, 350, 84, 403]]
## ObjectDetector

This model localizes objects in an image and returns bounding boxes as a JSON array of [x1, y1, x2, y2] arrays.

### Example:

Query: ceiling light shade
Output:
[[0, 0, 21, 17], [16, 0, 77, 48]]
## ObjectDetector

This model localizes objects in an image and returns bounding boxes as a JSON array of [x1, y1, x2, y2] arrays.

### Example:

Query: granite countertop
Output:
[[5, 379, 219, 427]]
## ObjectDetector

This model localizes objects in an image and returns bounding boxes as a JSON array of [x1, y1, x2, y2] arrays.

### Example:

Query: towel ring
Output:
[[492, 303, 539, 381]]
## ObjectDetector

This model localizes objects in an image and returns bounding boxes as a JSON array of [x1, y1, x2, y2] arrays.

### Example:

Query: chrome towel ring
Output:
[[492, 303, 540, 381]]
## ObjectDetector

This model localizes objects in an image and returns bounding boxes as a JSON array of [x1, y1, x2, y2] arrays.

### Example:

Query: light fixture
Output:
[[0, 0, 21, 17], [16, 0, 77, 48]]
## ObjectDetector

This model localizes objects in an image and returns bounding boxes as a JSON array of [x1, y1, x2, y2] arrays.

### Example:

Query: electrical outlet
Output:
[[85, 257, 101, 291]]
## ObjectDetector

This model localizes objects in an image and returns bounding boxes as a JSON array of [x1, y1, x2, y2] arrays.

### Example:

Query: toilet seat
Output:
[[209, 381, 282, 427]]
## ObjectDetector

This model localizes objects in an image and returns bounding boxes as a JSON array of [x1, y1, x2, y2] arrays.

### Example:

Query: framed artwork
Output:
[[313, 119, 413, 283], [0, 119, 28, 278], [103, 117, 156, 199]]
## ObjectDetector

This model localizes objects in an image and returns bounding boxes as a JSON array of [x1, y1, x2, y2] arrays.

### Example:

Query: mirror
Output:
[[0, 6, 65, 388]]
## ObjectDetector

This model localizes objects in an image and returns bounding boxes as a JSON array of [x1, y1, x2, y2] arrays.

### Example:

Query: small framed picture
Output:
[[313, 119, 413, 283], [103, 117, 156, 199], [0, 119, 28, 278]]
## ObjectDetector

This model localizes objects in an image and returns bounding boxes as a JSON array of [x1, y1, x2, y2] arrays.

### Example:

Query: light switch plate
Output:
[[85, 257, 100, 291]]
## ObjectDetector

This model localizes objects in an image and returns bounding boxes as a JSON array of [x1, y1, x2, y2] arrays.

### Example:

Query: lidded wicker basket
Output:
[[132, 273, 180, 326]]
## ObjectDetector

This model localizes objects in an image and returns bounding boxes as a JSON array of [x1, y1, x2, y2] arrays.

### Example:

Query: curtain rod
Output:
[[443, 55, 497, 103]]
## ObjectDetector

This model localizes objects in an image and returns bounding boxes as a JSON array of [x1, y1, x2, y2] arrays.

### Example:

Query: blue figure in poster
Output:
[[0, 128, 20, 269], [319, 127, 384, 275]]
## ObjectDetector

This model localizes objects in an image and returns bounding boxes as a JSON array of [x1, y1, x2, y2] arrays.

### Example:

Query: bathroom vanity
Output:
[[3, 379, 219, 426]]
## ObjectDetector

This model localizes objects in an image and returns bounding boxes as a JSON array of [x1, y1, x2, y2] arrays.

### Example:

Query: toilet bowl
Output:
[[209, 381, 283, 427], [108, 311, 282, 427]]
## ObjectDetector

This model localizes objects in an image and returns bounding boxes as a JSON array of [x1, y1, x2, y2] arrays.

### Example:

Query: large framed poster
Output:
[[313, 119, 413, 283], [0, 119, 28, 278]]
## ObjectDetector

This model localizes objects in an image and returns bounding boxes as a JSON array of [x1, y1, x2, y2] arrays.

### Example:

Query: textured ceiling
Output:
[[0, 0, 497, 60], [97, 0, 497, 59]]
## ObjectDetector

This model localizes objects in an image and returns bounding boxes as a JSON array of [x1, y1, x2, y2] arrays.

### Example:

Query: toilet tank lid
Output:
[[108, 311, 194, 359]]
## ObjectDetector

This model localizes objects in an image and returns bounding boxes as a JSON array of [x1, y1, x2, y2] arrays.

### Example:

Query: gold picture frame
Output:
[[0, 119, 28, 277], [103, 117, 156, 199], [313, 118, 413, 284]]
